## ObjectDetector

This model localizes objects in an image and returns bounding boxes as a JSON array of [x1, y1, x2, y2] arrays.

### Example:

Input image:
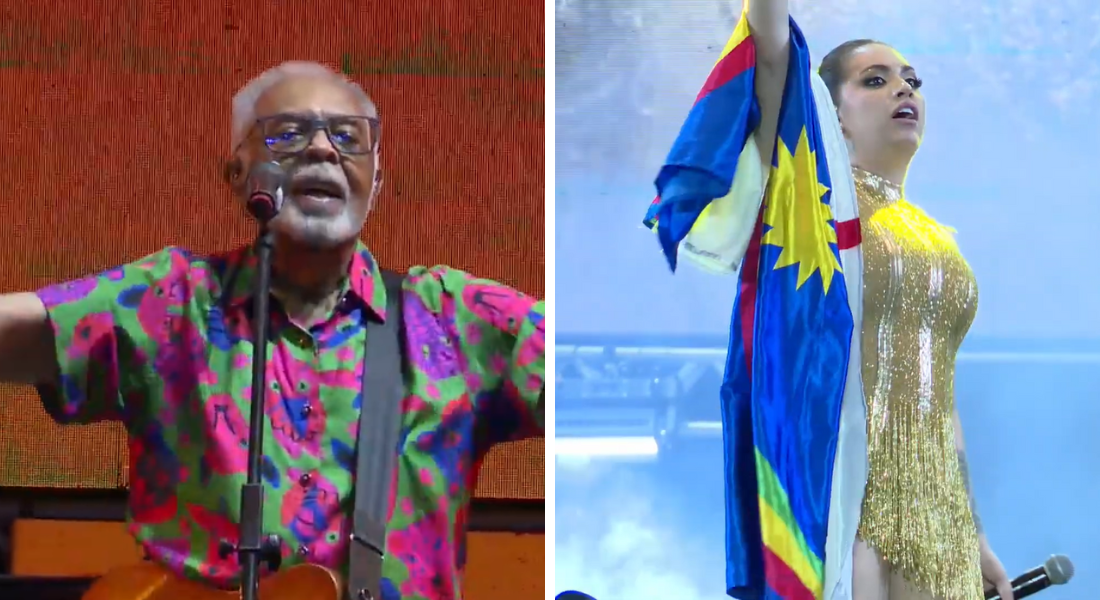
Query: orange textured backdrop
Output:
[[0, 0, 544, 500]]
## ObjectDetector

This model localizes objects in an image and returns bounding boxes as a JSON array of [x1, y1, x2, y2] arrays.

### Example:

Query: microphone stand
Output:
[[219, 171, 286, 600]]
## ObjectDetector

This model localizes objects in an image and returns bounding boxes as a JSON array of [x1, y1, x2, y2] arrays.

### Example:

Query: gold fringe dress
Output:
[[852, 168, 984, 600]]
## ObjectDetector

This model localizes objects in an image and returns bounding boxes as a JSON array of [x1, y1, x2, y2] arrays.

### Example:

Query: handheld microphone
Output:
[[245, 161, 286, 223], [556, 592, 598, 600], [985, 554, 1074, 599]]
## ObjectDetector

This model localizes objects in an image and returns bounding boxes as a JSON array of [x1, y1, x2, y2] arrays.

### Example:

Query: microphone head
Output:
[[556, 592, 598, 600], [1045, 554, 1074, 585], [245, 161, 287, 222], [247, 161, 286, 193]]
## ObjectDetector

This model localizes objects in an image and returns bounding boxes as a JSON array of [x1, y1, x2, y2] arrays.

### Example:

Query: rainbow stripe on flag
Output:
[[643, 10, 854, 600]]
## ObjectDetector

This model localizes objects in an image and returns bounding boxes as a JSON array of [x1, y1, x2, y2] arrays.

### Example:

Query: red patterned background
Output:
[[0, 0, 544, 500]]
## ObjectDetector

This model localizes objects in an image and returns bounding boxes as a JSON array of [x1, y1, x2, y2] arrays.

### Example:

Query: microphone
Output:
[[985, 554, 1074, 599], [556, 592, 598, 600], [245, 161, 286, 222]]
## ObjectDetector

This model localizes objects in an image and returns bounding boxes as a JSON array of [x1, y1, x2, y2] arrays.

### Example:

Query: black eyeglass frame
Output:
[[240, 113, 382, 157]]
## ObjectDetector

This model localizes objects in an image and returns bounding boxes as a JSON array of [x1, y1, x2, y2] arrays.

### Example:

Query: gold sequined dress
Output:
[[853, 168, 984, 600]]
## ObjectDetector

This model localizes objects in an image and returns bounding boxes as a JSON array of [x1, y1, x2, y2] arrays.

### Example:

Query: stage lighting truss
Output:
[[555, 342, 728, 462], [554, 338, 1100, 465]]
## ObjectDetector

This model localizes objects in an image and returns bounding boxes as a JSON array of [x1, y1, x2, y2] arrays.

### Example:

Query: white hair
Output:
[[230, 61, 377, 151]]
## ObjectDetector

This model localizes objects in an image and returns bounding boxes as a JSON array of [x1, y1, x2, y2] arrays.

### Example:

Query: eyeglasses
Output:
[[254, 114, 380, 156]]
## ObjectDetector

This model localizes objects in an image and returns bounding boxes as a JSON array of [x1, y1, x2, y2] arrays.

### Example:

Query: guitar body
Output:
[[82, 562, 344, 600]]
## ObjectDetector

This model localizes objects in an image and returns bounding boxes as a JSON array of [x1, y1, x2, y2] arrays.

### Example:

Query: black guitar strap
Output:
[[347, 269, 406, 600]]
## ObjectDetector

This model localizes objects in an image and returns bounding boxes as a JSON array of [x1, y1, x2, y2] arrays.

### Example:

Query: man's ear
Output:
[[221, 156, 245, 195], [372, 149, 383, 196], [366, 168, 384, 213]]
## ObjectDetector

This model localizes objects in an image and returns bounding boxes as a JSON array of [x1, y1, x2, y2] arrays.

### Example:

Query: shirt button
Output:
[[301, 403, 313, 417], [298, 545, 311, 557], [299, 472, 312, 487]]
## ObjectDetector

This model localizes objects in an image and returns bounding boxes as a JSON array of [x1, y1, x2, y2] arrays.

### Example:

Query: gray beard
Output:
[[275, 199, 363, 249]]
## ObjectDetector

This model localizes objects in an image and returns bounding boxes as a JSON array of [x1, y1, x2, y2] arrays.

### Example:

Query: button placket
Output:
[[295, 373, 319, 436]]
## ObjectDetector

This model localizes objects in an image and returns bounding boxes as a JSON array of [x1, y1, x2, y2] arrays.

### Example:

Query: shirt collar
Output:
[[217, 240, 387, 322]]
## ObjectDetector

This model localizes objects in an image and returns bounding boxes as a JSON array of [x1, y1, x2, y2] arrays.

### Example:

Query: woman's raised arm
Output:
[[747, 0, 791, 168]]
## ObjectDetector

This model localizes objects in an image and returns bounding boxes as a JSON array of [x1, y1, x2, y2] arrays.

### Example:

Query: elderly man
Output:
[[0, 61, 544, 599]]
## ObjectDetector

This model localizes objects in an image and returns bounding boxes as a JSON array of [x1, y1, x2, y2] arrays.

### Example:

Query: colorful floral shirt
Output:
[[34, 243, 545, 600]]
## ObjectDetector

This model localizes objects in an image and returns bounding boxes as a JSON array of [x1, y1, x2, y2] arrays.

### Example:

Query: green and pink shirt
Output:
[[35, 243, 545, 600]]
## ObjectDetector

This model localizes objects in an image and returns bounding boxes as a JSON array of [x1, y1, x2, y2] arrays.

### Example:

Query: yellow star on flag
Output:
[[760, 128, 842, 293]]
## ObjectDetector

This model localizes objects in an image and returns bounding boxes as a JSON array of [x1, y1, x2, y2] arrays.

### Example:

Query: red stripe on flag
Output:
[[695, 38, 756, 104], [762, 545, 817, 600], [836, 218, 861, 250], [737, 210, 766, 368], [648, 35, 755, 219]]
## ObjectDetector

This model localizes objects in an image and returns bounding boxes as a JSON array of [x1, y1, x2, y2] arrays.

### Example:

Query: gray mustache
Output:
[[287, 165, 349, 196]]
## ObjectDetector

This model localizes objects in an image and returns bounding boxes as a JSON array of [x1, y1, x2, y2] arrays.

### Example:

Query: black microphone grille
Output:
[[1045, 554, 1074, 585], [250, 161, 286, 183]]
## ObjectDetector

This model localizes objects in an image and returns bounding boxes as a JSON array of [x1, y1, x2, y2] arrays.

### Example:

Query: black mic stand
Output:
[[218, 176, 286, 600]]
